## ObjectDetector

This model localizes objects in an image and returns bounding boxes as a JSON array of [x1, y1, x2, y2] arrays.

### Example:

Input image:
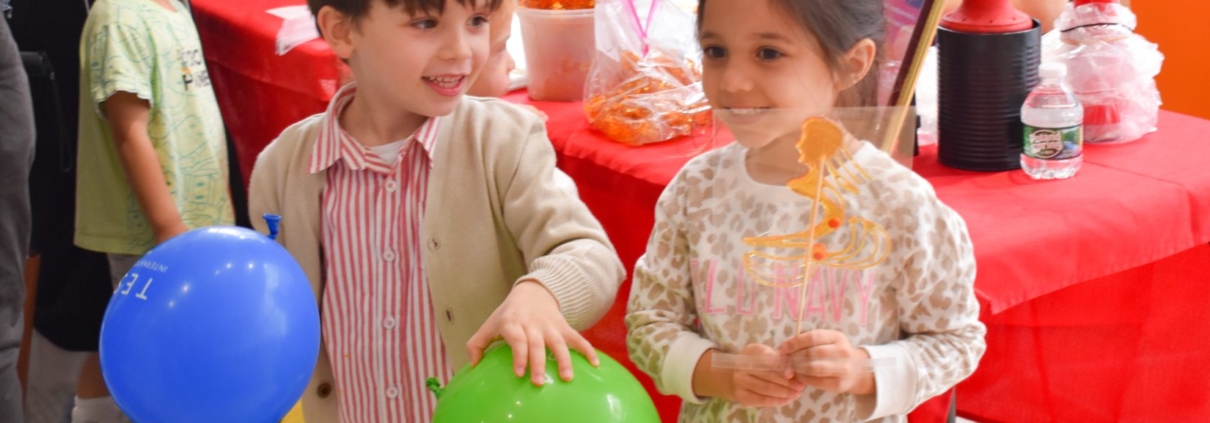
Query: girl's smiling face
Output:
[[698, 0, 840, 151]]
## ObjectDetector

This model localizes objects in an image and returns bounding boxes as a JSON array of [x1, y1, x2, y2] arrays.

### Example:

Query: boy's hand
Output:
[[466, 280, 600, 386], [778, 330, 875, 395], [154, 221, 189, 245], [729, 343, 805, 408]]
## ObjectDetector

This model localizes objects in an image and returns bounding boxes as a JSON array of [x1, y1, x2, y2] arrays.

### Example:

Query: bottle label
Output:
[[1024, 124, 1082, 160]]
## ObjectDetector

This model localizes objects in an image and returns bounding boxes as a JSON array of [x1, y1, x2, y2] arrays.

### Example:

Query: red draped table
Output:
[[193, 0, 1210, 421]]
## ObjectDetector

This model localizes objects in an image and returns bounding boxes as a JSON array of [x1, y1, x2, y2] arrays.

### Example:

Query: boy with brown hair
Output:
[[248, 0, 624, 421]]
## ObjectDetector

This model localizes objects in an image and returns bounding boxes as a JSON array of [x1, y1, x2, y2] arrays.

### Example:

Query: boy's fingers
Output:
[[547, 334, 574, 382], [465, 326, 493, 367], [467, 346, 483, 367], [501, 324, 528, 378], [565, 330, 599, 367], [526, 328, 547, 386]]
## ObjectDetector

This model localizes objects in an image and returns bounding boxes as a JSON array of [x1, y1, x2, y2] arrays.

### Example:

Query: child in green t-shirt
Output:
[[72, 0, 233, 421]]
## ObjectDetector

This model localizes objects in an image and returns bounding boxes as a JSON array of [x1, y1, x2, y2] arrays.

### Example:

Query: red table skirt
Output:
[[959, 244, 1210, 422]]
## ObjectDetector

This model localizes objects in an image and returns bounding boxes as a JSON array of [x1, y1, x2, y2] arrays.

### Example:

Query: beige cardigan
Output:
[[248, 96, 625, 421]]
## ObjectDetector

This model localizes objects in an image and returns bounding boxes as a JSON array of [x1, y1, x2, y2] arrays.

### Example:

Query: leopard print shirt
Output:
[[626, 142, 986, 422]]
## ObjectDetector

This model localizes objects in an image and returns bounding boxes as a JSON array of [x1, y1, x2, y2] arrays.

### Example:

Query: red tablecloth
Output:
[[193, 0, 1210, 421], [508, 94, 1210, 422], [512, 93, 1210, 315], [193, 0, 346, 183]]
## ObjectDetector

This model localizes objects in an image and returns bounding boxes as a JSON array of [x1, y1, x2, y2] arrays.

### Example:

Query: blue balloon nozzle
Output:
[[263, 214, 282, 240]]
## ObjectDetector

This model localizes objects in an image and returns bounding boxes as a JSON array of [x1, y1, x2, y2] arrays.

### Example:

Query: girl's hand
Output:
[[778, 330, 875, 395], [465, 280, 599, 386], [730, 343, 805, 408]]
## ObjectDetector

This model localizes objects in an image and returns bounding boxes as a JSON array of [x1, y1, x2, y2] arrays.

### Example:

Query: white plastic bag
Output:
[[1042, 2, 1163, 143]]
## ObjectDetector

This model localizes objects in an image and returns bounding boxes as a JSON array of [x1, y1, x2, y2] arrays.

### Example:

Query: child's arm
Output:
[[465, 112, 625, 386], [83, 18, 187, 244], [625, 174, 804, 407], [105, 92, 187, 244], [625, 175, 709, 401]]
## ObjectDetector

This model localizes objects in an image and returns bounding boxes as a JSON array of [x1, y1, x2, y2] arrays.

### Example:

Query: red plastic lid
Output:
[[941, 0, 1033, 33], [1074, 0, 1119, 6]]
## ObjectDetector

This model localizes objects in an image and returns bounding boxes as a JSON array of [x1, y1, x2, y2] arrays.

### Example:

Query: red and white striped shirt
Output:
[[310, 84, 451, 423]]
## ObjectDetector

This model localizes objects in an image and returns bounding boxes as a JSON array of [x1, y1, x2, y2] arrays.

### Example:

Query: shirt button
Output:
[[383, 317, 396, 329], [382, 249, 396, 262], [386, 386, 399, 399], [384, 180, 398, 192]]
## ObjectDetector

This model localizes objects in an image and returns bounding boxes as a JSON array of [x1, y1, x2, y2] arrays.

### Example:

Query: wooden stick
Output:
[[882, 0, 948, 154], [795, 157, 829, 336]]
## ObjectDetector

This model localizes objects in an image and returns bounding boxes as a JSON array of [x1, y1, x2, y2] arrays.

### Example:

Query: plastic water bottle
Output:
[[1021, 63, 1083, 180]]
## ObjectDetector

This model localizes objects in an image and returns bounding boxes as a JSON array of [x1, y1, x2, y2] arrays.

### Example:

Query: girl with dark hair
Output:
[[627, 0, 987, 421]]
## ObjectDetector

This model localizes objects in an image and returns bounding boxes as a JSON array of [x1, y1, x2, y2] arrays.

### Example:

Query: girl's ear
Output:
[[317, 6, 356, 60], [837, 38, 877, 90]]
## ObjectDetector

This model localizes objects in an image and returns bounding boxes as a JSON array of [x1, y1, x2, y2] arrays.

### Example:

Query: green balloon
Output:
[[428, 345, 660, 423]]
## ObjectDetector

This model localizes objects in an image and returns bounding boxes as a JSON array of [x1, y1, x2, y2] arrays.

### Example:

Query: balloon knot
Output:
[[426, 377, 444, 399]]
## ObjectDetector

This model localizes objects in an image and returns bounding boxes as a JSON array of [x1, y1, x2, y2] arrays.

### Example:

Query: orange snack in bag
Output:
[[584, 50, 712, 145]]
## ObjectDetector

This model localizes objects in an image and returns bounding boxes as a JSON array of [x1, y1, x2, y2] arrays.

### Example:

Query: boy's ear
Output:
[[317, 6, 356, 60], [838, 38, 877, 90]]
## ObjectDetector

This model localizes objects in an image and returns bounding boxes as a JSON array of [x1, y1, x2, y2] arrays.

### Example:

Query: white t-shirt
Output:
[[367, 139, 405, 168]]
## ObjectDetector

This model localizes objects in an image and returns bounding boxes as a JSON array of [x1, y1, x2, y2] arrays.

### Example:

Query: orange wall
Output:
[[1132, 1, 1210, 119]]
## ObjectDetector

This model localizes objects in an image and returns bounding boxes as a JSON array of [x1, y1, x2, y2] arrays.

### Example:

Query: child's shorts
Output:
[[106, 254, 141, 289]]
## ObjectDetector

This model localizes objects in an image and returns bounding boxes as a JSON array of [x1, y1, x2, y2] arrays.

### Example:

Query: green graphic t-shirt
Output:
[[76, 0, 233, 255]]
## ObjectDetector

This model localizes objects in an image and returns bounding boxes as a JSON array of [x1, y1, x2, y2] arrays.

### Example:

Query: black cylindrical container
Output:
[[937, 20, 1041, 171]]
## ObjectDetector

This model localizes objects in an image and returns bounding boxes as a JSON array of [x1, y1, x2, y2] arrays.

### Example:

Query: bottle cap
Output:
[[1039, 62, 1067, 79]]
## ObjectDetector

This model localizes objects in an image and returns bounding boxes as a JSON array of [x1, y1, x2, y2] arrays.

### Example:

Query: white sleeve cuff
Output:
[[661, 333, 716, 404], [854, 343, 919, 421]]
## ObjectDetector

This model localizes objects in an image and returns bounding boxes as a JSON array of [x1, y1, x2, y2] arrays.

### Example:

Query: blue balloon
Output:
[[100, 226, 320, 423]]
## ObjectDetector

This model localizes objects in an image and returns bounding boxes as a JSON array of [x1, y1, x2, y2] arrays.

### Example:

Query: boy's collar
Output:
[[308, 84, 360, 174], [309, 83, 442, 174]]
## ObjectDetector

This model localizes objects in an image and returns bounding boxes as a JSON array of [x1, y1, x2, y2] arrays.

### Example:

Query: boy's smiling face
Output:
[[327, 0, 492, 117]]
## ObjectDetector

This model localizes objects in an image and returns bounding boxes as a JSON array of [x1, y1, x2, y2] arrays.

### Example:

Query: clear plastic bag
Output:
[[1042, 2, 1163, 144], [583, 0, 711, 145]]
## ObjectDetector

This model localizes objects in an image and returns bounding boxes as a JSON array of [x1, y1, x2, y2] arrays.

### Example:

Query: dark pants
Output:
[[0, 14, 36, 423], [10, 0, 113, 354]]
